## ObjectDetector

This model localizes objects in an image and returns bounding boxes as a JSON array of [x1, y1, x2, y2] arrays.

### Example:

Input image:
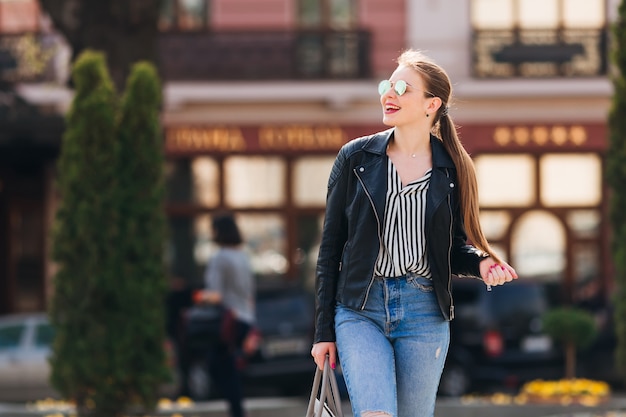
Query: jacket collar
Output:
[[362, 128, 456, 170]]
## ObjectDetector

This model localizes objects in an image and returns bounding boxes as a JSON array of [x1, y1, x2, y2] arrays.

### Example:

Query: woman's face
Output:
[[379, 65, 435, 128]]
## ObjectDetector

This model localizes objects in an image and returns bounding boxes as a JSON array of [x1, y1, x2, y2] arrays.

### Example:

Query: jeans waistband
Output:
[[375, 271, 431, 280]]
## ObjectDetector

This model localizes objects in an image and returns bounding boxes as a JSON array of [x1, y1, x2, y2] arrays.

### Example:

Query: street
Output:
[[3, 395, 626, 417]]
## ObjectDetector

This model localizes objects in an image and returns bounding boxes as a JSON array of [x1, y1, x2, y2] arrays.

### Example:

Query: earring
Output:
[[426, 113, 429, 118]]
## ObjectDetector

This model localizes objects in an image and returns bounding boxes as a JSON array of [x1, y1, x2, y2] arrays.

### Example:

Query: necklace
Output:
[[411, 153, 417, 158]]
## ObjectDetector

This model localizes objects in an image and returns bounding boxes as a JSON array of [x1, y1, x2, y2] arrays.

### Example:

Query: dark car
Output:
[[181, 286, 317, 399], [438, 277, 563, 397]]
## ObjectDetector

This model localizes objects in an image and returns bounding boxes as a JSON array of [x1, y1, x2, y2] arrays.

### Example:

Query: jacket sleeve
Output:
[[313, 146, 350, 343], [449, 183, 489, 278]]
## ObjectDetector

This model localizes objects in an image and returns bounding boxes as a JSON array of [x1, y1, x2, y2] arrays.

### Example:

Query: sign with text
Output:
[[165, 124, 378, 155]]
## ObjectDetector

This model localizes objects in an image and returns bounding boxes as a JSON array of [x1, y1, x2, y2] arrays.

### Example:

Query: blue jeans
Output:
[[335, 274, 450, 417]]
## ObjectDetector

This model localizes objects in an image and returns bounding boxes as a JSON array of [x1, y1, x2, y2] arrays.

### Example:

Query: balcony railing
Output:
[[472, 28, 608, 78], [157, 29, 371, 81]]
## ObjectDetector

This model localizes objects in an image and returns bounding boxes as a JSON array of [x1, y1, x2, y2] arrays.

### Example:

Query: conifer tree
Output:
[[49, 50, 121, 416], [607, 0, 626, 383], [50, 53, 168, 416], [114, 61, 169, 409]]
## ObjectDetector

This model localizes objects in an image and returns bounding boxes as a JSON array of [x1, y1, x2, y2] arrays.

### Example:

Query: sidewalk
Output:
[[2, 395, 626, 417]]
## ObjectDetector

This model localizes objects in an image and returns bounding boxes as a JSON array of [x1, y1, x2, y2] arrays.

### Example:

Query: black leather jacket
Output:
[[314, 128, 488, 343]]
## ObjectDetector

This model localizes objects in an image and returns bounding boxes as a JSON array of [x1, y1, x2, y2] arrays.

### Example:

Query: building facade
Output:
[[0, 0, 617, 314]]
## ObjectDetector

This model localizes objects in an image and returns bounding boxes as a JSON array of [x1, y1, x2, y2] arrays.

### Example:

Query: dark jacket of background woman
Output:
[[314, 128, 489, 343]]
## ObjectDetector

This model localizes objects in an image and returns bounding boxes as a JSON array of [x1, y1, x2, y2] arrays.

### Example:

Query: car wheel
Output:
[[188, 360, 212, 400], [439, 362, 470, 397]]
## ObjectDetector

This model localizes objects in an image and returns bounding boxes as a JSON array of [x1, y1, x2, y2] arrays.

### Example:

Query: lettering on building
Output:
[[258, 125, 346, 150], [493, 125, 588, 146], [166, 127, 246, 152]]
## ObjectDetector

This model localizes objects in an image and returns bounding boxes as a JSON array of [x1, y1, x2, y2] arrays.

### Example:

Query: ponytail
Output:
[[437, 114, 502, 264], [397, 48, 501, 263]]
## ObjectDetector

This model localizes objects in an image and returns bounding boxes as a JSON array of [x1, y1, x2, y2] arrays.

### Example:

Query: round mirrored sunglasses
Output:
[[378, 79, 407, 96]]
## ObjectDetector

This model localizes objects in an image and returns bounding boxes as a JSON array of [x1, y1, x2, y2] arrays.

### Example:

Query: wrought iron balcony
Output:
[[157, 29, 371, 81], [472, 28, 608, 78]]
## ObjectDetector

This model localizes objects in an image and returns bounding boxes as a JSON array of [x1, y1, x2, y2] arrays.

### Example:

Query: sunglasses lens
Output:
[[395, 80, 407, 96], [378, 80, 391, 96]]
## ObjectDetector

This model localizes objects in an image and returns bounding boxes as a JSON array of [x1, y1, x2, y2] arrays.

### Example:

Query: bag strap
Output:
[[305, 356, 344, 417]]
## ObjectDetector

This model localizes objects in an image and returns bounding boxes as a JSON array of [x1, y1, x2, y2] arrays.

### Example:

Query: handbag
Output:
[[305, 356, 344, 417]]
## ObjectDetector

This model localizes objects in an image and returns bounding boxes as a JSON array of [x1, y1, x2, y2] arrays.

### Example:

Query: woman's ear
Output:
[[427, 96, 443, 113]]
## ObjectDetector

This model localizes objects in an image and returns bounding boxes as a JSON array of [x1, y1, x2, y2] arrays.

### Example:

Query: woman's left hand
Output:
[[479, 258, 518, 288]]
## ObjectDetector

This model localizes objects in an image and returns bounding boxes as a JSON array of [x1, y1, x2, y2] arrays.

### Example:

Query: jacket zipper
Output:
[[446, 193, 454, 320], [354, 168, 383, 310], [446, 169, 455, 320]]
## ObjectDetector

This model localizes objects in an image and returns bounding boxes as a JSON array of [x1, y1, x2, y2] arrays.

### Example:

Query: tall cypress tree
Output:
[[49, 50, 121, 415], [114, 61, 169, 409], [607, 0, 626, 383], [50, 54, 168, 416]]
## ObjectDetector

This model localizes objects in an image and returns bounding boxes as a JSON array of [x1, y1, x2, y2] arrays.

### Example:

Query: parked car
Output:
[[182, 286, 318, 399], [438, 277, 563, 397], [0, 313, 57, 402], [0, 313, 178, 403]]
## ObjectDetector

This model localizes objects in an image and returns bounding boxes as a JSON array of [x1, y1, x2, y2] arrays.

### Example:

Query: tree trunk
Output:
[[565, 341, 577, 379]]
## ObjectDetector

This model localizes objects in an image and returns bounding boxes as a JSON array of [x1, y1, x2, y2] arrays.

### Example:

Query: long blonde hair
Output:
[[397, 49, 501, 263]]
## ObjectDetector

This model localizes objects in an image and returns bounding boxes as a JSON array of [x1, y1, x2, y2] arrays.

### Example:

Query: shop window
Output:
[[540, 153, 601, 207], [475, 154, 535, 207], [511, 210, 565, 279], [566, 209, 600, 238], [159, 0, 209, 31], [572, 242, 599, 284], [293, 156, 335, 207], [194, 213, 287, 285], [191, 157, 219, 207], [479, 210, 512, 240], [224, 157, 285, 208]]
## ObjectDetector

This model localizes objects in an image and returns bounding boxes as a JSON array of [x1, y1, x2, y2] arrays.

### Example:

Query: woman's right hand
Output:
[[311, 342, 337, 370]]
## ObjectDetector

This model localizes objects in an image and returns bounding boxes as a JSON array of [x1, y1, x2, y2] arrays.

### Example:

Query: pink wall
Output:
[[210, 0, 405, 77], [0, 0, 40, 33], [213, 0, 295, 29], [359, 0, 407, 78]]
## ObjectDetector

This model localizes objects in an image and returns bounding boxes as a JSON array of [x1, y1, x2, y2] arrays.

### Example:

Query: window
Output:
[[0, 324, 24, 349], [298, 0, 356, 29], [471, 0, 607, 77], [193, 213, 287, 286], [471, 0, 605, 30], [159, 0, 209, 31], [293, 156, 335, 207], [192, 157, 219, 207], [224, 157, 285, 208], [540, 153, 601, 206], [34, 323, 54, 348], [475, 154, 535, 207], [296, 0, 363, 78], [511, 210, 566, 279]]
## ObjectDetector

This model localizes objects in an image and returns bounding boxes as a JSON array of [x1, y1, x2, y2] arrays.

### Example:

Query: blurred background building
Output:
[[0, 0, 616, 314]]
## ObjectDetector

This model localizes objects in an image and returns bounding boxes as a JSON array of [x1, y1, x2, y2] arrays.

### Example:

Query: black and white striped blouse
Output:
[[374, 158, 432, 278]]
